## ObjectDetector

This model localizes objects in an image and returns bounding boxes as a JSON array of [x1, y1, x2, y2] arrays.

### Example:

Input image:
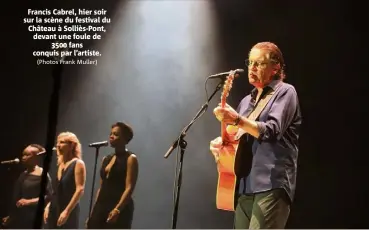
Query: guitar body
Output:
[[216, 143, 237, 211], [216, 134, 253, 211]]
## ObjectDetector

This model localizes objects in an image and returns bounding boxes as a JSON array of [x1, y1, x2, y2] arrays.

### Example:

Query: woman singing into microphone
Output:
[[1, 144, 53, 229], [44, 131, 86, 229], [87, 121, 139, 229]]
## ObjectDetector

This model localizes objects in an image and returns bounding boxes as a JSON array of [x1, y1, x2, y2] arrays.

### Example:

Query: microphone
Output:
[[88, 141, 109, 148], [1, 158, 20, 165], [36, 150, 46, 156], [164, 140, 178, 159], [36, 147, 57, 156], [208, 69, 244, 79]]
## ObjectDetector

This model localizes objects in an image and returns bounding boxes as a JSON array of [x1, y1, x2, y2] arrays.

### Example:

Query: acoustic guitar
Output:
[[215, 72, 253, 211]]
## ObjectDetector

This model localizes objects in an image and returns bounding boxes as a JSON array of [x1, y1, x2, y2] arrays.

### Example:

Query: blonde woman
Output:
[[44, 132, 86, 228]]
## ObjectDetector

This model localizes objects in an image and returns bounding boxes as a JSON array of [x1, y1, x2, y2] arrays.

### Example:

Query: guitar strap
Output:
[[235, 86, 276, 140]]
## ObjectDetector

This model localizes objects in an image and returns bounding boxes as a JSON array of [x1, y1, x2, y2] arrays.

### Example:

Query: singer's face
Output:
[[21, 146, 38, 165], [247, 48, 278, 88], [109, 126, 124, 147], [56, 137, 72, 155]]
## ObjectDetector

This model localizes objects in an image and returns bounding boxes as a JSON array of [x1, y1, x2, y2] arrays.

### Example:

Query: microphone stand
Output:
[[34, 57, 65, 228], [88, 146, 101, 218], [164, 78, 225, 229]]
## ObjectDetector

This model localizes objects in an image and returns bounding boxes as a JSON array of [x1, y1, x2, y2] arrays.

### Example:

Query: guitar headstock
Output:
[[220, 71, 236, 107]]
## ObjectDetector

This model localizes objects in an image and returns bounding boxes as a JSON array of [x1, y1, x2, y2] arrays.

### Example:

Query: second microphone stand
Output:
[[164, 79, 225, 229], [88, 146, 102, 218]]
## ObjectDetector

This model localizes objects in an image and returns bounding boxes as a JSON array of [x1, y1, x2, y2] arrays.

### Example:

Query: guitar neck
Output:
[[221, 122, 227, 141], [220, 101, 228, 143], [219, 73, 235, 144]]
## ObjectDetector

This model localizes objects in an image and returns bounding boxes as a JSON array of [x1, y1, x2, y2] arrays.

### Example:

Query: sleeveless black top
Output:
[[47, 160, 80, 229], [88, 152, 134, 229]]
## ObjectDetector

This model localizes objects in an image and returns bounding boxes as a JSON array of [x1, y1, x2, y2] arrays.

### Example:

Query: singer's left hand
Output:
[[213, 103, 239, 124], [106, 209, 120, 223]]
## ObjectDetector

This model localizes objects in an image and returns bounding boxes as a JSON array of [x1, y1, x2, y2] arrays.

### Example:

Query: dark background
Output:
[[1, 0, 367, 228]]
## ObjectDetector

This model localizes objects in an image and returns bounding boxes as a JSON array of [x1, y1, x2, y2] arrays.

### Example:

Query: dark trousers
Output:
[[234, 189, 290, 229]]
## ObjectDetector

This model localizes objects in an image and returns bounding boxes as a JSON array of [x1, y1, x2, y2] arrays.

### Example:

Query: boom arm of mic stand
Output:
[[164, 79, 224, 159]]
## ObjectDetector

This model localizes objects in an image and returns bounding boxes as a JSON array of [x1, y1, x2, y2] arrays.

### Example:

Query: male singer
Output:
[[210, 41, 302, 229]]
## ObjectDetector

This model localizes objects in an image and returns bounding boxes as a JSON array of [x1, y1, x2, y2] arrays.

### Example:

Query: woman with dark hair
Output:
[[1, 144, 53, 229], [87, 121, 139, 229], [44, 131, 86, 229]]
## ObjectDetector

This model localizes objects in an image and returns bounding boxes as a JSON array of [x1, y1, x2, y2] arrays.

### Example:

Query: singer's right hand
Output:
[[210, 137, 223, 163], [2, 216, 10, 226], [85, 218, 89, 228], [43, 207, 49, 224], [16, 198, 32, 207]]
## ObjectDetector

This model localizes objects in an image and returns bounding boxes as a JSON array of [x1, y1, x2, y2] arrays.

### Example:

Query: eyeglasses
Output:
[[245, 59, 279, 69]]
